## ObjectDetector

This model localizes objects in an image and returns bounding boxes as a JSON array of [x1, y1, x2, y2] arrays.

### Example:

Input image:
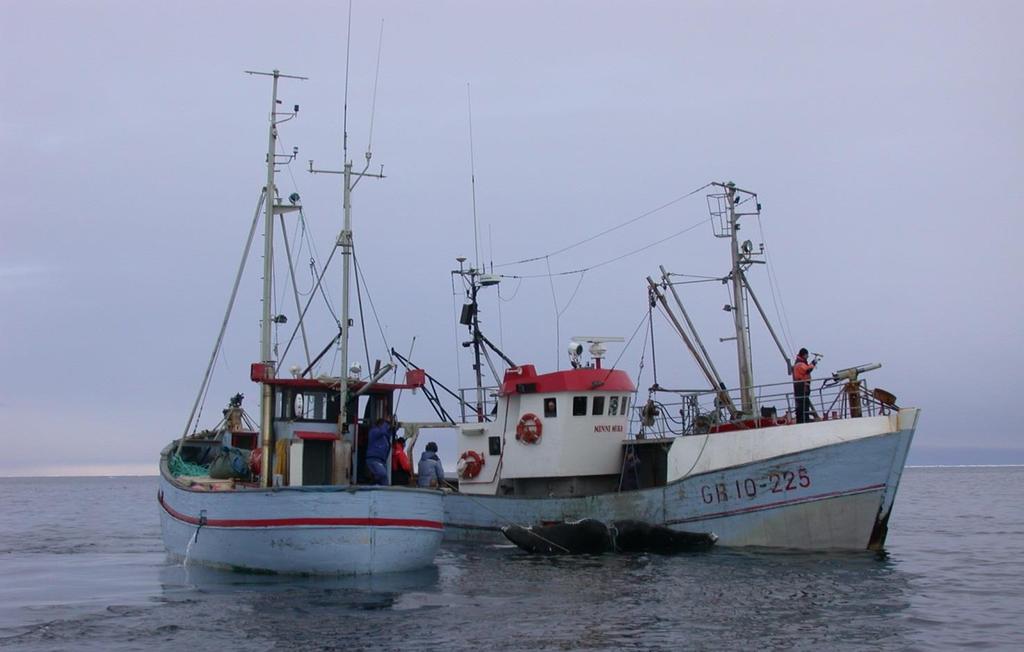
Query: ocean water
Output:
[[0, 468, 1021, 651]]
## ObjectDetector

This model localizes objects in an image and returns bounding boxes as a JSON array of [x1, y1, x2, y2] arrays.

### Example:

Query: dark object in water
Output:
[[502, 518, 611, 554], [611, 520, 717, 553], [501, 518, 716, 555]]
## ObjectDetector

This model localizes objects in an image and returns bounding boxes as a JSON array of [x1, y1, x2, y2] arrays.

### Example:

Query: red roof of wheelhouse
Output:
[[499, 364, 635, 396]]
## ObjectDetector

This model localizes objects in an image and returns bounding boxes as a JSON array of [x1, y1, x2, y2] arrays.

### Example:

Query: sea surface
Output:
[[0, 467, 1022, 651]]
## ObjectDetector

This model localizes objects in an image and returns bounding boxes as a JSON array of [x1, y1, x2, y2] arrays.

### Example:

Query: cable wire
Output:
[[500, 216, 711, 279], [495, 182, 711, 267]]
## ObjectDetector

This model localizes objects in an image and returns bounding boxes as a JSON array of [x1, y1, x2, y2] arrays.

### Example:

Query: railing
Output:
[[639, 378, 899, 438], [457, 386, 501, 423]]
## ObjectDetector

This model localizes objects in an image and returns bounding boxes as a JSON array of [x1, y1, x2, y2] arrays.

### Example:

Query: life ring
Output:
[[457, 450, 485, 480], [516, 413, 543, 444]]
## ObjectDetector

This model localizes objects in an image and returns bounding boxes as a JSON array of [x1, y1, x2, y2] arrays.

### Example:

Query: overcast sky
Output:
[[2, 1, 1021, 475]]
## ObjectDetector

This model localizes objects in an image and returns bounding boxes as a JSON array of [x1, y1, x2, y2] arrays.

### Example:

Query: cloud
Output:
[[0, 264, 56, 292], [0, 264, 51, 278]]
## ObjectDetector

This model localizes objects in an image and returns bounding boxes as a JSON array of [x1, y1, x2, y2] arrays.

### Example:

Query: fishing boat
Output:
[[158, 70, 443, 574], [438, 182, 918, 551]]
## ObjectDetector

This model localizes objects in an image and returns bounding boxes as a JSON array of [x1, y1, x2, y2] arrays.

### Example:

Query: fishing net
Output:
[[169, 454, 209, 477]]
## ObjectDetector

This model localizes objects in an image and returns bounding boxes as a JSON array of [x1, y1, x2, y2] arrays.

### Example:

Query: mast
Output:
[[338, 161, 354, 443], [309, 153, 386, 483], [723, 182, 756, 415], [453, 260, 508, 422], [470, 270, 484, 422], [258, 72, 279, 489], [245, 69, 306, 488]]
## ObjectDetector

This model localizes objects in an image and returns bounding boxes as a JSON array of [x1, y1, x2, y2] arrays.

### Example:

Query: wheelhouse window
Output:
[[573, 396, 588, 416], [294, 392, 328, 420], [592, 396, 605, 416], [276, 390, 340, 422], [609, 396, 619, 416], [543, 397, 557, 418], [621, 396, 629, 417]]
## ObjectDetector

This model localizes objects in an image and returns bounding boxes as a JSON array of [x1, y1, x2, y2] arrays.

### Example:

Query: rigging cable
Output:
[[495, 182, 712, 268], [279, 211, 312, 367], [450, 272, 465, 393], [756, 213, 795, 354], [544, 256, 560, 370], [558, 269, 587, 318], [313, 256, 340, 324], [498, 216, 712, 279], [496, 275, 523, 302], [352, 249, 372, 371], [598, 310, 651, 388], [648, 287, 658, 387], [352, 245, 392, 359], [277, 244, 339, 367], [178, 190, 265, 451]]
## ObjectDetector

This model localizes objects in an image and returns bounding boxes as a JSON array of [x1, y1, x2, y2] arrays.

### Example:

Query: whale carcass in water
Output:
[[501, 518, 717, 555]]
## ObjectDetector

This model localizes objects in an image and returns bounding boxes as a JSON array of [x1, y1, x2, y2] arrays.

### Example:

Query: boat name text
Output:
[[700, 467, 812, 505]]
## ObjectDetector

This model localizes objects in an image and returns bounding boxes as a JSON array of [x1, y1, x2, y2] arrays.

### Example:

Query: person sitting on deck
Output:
[[792, 348, 818, 424], [391, 436, 412, 486], [365, 416, 395, 485], [417, 442, 446, 489]]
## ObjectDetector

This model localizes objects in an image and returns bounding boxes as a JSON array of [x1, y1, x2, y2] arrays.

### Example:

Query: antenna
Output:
[[342, 0, 353, 162], [366, 18, 385, 156], [467, 83, 481, 270]]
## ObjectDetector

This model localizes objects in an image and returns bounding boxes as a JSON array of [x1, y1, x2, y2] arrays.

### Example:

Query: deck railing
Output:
[[457, 386, 501, 423], [637, 378, 898, 438]]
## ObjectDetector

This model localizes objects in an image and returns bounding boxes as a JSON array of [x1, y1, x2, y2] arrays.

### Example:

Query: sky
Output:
[[1, 0, 1021, 475]]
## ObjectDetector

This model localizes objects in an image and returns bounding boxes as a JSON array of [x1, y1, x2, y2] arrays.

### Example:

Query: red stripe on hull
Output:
[[158, 491, 443, 530]]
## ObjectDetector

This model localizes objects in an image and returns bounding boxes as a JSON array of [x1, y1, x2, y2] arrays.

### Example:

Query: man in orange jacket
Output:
[[793, 348, 817, 424], [391, 437, 412, 486]]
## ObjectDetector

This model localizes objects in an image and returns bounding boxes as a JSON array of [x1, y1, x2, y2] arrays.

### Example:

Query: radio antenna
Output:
[[342, 0, 353, 162], [467, 83, 481, 270], [366, 18, 384, 155]]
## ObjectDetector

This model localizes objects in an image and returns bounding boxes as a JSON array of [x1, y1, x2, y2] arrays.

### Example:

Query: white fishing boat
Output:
[[440, 182, 917, 551], [158, 70, 443, 574]]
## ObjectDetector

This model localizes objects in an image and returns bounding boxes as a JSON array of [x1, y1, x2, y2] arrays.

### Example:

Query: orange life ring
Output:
[[458, 450, 485, 479], [516, 412, 543, 444]]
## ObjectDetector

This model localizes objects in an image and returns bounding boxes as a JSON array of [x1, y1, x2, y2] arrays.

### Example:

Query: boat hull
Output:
[[444, 410, 917, 551], [158, 454, 444, 575]]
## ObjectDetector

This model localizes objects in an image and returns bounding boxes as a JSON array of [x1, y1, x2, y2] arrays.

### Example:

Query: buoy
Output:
[[516, 413, 543, 444], [458, 450, 485, 479]]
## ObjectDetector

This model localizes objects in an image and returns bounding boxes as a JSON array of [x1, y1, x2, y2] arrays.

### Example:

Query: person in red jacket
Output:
[[792, 348, 818, 424], [391, 437, 412, 486]]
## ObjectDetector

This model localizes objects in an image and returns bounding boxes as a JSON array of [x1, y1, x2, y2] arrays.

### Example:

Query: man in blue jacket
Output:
[[366, 416, 395, 485], [417, 442, 446, 488]]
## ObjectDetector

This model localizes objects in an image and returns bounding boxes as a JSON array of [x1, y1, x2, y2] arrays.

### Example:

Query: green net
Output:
[[169, 453, 209, 477]]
